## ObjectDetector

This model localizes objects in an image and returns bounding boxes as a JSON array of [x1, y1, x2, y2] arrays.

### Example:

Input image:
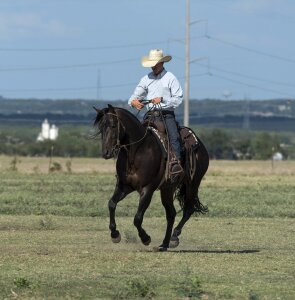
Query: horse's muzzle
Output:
[[102, 150, 113, 159], [103, 146, 120, 159]]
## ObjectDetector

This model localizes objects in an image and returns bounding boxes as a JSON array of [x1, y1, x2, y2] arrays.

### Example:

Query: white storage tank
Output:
[[42, 119, 50, 139], [49, 124, 59, 141], [37, 119, 59, 141]]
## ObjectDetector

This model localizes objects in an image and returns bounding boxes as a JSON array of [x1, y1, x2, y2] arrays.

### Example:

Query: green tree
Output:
[[203, 128, 232, 159], [252, 132, 280, 159]]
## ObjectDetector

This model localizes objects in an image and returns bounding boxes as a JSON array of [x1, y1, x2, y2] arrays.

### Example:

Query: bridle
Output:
[[103, 111, 152, 157]]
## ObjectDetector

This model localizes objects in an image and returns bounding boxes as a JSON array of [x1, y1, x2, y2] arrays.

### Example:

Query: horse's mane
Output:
[[115, 107, 142, 126], [93, 106, 142, 136], [93, 107, 108, 135]]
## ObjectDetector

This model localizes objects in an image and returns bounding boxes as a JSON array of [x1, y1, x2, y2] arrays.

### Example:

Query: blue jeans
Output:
[[144, 112, 182, 160], [164, 114, 182, 160]]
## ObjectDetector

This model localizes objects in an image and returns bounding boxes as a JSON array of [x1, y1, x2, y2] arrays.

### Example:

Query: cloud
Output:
[[0, 12, 81, 40]]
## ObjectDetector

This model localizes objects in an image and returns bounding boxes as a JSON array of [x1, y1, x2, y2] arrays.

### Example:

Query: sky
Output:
[[0, 0, 295, 101]]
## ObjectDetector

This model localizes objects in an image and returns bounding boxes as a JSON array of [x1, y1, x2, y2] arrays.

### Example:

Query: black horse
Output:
[[93, 104, 209, 251]]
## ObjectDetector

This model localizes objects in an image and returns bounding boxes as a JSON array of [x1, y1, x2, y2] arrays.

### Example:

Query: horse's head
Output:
[[93, 104, 124, 159]]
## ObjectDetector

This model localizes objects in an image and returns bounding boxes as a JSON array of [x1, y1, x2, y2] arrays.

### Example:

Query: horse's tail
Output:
[[176, 135, 209, 214]]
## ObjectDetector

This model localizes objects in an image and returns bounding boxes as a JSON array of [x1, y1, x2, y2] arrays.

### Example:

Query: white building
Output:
[[49, 124, 58, 140], [273, 152, 283, 161], [37, 119, 59, 142], [41, 119, 50, 139]]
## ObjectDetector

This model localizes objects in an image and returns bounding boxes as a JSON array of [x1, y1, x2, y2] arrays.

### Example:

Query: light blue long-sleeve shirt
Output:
[[128, 68, 183, 111]]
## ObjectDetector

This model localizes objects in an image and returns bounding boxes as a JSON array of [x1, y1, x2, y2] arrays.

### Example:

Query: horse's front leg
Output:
[[133, 187, 154, 246], [109, 183, 132, 243]]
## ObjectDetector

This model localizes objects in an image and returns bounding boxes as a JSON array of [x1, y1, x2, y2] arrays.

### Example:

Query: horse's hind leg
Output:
[[170, 204, 195, 247], [109, 182, 133, 243], [157, 187, 176, 251], [170, 186, 200, 247], [133, 187, 154, 246], [171, 195, 208, 247]]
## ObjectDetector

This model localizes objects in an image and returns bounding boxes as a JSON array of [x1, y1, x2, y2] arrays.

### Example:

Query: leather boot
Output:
[[170, 159, 183, 175]]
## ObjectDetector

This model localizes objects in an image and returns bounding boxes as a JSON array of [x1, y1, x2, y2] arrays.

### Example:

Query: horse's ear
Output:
[[107, 104, 115, 113], [93, 106, 101, 113]]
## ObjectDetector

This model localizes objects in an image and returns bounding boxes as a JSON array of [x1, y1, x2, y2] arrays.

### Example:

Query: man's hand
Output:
[[151, 97, 162, 104], [131, 99, 144, 110]]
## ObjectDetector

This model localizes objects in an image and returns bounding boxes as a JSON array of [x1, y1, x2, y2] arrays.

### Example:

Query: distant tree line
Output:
[[0, 125, 293, 160], [197, 128, 290, 160], [0, 125, 101, 158]]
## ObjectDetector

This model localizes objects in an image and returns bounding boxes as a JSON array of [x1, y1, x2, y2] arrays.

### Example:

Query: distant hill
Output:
[[0, 97, 294, 132]]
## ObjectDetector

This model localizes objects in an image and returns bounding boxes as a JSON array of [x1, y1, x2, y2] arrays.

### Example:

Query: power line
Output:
[[188, 72, 210, 78], [0, 82, 137, 93], [0, 58, 137, 72], [177, 54, 295, 89], [0, 57, 210, 74], [1, 29, 294, 98], [0, 74, 209, 93], [0, 68, 291, 98], [210, 73, 295, 98], [0, 41, 166, 52], [0, 36, 204, 53], [206, 35, 295, 64], [2, 35, 294, 75], [196, 62, 295, 88], [1, 73, 293, 98], [1, 55, 292, 97]]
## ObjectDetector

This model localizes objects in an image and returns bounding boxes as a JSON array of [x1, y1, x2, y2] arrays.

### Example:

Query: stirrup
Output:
[[170, 160, 183, 175]]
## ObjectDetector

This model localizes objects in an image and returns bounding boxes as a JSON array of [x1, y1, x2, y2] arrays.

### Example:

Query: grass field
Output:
[[0, 156, 295, 299]]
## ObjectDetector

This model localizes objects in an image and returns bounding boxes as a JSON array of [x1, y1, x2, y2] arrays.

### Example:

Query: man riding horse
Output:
[[129, 49, 183, 176], [93, 49, 209, 251]]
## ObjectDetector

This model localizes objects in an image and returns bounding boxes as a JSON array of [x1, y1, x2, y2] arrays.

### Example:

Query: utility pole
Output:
[[184, 0, 190, 127], [184, 1, 207, 126]]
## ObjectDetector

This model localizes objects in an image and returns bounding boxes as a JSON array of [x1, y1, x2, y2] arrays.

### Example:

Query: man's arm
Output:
[[128, 77, 147, 110], [163, 75, 183, 108]]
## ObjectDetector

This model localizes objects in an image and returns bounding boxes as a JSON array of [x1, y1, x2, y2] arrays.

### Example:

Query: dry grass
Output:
[[1, 155, 295, 175], [0, 155, 116, 174], [208, 159, 295, 175]]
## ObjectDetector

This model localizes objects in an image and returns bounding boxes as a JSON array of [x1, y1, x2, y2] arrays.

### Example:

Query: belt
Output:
[[147, 110, 175, 117]]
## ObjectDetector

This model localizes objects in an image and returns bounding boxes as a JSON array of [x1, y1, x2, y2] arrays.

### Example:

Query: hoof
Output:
[[142, 236, 151, 246], [169, 237, 179, 248], [153, 245, 168, 252], [111, 232, 121, 243]]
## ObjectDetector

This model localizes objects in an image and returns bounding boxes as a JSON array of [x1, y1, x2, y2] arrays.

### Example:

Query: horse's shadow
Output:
[[168, 249, 260, 254], [142, 249, 260, 254]]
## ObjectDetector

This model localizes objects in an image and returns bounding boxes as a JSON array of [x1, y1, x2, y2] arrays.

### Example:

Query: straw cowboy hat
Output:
[[141, 49, 172, 68]]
